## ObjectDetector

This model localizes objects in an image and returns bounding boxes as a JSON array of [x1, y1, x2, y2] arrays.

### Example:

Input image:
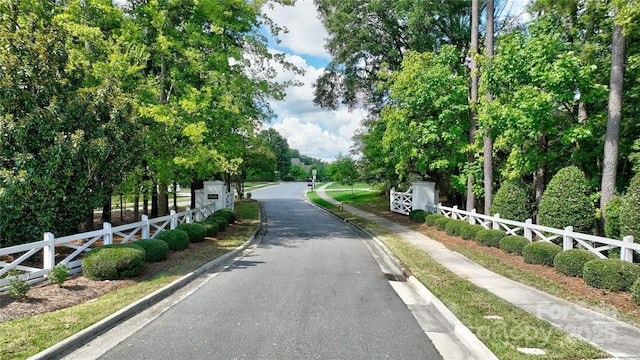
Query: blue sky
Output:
[[262, 0, 530, 162]]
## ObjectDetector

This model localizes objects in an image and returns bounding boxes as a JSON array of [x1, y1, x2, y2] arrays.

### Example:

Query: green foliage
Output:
[[490, 180, 535, 222], [199, 221, 219, 237], [583, 259, 640, 292], [445, 220, 468, 236], [621, 173, 640, 239], [47, 263, 71, 287], [409, 210, 427, 223], [81, 244, 145, 280], [154, 230, 190, 251], [435, 217, 451, 230], [499, 236, 530, 255], [175, 223, 207, 243], [8, 276, 31, 301], [631, 278, 640, 305], [604, 195, 624, 239], [522, 242, 562, 267], [475, 229, 506, 247], [538, 166, 595, 234], [553, 249, 599, 277], [206, 215, 229, 231], [460, 224, 485, 240], [331, 154, 359, 187], [215, 209, 236, 223], [426, 214, 446, 226], [133, 239, 169, 263]]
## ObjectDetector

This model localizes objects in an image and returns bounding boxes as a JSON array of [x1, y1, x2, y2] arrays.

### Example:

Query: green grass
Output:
[[325, 182, 373, 190], [308, 194, 608, 360], [0, 201, 259, 360]]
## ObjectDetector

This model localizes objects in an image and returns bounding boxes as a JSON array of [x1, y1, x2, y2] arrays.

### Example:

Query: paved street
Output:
[[87, 183, 442, 359]]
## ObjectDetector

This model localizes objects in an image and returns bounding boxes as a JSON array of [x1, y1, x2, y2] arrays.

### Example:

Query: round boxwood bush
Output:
[[621, 173, 640, 239], [499, 235, 530, 255], [583, 259, 640, 292], [199, 220, 219, 237], [538, 166, 595, 234], [426, 213, 446, 226], [475, 229, 506, 247], [604, 195, 624, 239], [409, 210, 427, 223], [207, 215, 228, 231], [445, 220, 468, 236], [133, 239, 169, 263], [553, 249, 599, 277], [460, 224, 484, 240], [217, 208, 237, 223], [435, 217, 451, 230], [154, 229, 190, 251], [522, 242, 562, 266], [490, 179, 535, 222], [176, 223, 207, 243], [631, 278, 640, 305], [82, 244, 145, 280]]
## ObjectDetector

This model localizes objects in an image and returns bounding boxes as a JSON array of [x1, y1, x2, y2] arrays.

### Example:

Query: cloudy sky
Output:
[[261, 0, 530, 163]]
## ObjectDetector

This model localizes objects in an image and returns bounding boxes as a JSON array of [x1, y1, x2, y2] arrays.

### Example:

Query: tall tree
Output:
[[466, 0, 479, 211], [483, 0, 495, 214]]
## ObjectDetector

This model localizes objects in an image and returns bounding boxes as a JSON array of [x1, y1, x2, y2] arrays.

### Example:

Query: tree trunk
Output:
[[151, 180, 158, 218], [466, 0, 479, 211], [101, 198, 111, 223], [134, 195, 139, 221], [483, 0, 495, 215], [157, 181, 169, 216], [535, 132, 548, 224], [600, 23, 626, 219]]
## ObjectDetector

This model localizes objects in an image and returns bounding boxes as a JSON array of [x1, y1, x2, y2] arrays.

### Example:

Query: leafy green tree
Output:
[[0, 0, 140, 245], [538, 166, 595, 234], [490, 180, 535, 222], [379, 46, 469, 196], [258, 128, 291, 175], [331, 154, 359, 196]]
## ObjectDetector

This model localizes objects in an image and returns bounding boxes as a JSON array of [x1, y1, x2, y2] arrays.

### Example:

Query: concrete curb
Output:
[[304, 194, 497, 359], [28, 204, 265, 360]]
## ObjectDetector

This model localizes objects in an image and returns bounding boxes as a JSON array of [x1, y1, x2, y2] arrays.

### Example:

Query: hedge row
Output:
[[82, 209, 238, 281], [424, 212, 640, 302]]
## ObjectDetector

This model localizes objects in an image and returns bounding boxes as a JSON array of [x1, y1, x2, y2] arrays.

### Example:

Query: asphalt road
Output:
[[96, 182, 442, 359]]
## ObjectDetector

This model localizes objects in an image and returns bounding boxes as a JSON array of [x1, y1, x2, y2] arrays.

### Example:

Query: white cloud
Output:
[[272, 118, 352, 162], [263, 0, 330, 58]]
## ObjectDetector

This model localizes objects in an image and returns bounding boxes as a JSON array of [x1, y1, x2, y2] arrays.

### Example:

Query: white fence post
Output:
[[469, 209, 476, 224], [170, 210, 177, 229], [103, 222, 112, 245], [142, 215, 150, 239], [452, 206, 458, 219], [186, 208, 192, 223], [563, 226, 574, 250], [622, 236, 634, 262], [492, 214, 500, 230], [437, 203, 442, 214], [524, 219, 533, 241], [43, 232, 56, 271]]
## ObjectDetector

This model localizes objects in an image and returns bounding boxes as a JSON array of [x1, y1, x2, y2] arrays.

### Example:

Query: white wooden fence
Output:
[[0, 203, 219, 291], [433, 204, 640, 263], [390, 186, 413, 215]]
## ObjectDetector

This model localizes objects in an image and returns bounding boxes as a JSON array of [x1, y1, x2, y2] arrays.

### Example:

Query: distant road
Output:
[[96, 182, 442, 359]]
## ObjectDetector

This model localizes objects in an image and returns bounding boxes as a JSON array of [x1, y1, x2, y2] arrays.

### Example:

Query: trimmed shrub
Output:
[[199, 220, 219, 237], [553, 249, 599, 277], [621, 173, 640, 239], [583, 259, 640, 292], [409, 210, 427, 223], [538, 166, 595, 234], [604, 195, 624, 239], [134, 239, 169, 263], [435, 217, 451, 230], [460, 224, 484, 240], [631, 278, 640, 305], [522, 242, 562, 267], [214, 209, 236, 223], [155, 230, 190, 251], [82, 244, 145, 280], [490, 179, 535, 222], [206, 215, 228, 231], [445, 220, 468, 236], [499, 235, 530, 255], [176, 223, 207, 243], [475, 229, 506, 247], [426, 214, 446, 226]]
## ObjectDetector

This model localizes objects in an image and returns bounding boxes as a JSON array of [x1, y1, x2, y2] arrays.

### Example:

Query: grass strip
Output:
[[308, 193, 608, 360], [0, 201, 258, 360]]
